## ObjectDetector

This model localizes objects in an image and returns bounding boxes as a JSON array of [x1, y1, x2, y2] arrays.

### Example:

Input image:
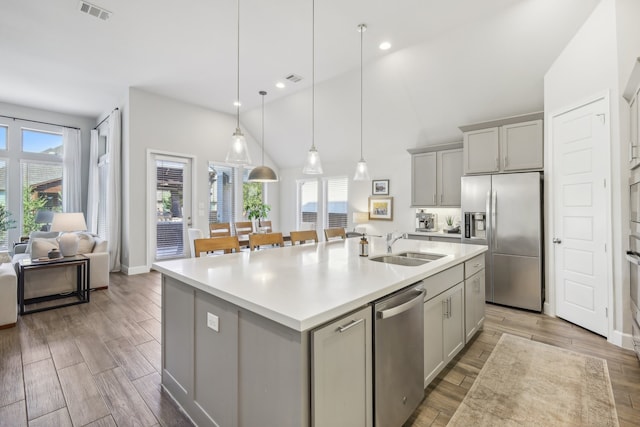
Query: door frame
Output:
[[545, 91, 613, 340], [146, 149, 197, 269]]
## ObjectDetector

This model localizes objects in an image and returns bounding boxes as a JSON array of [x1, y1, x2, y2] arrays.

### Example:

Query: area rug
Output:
[[448, 333, 619, 426]]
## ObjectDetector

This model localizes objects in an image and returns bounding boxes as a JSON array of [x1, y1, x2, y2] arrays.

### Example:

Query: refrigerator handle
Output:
[[485, 190, 491, 246], [492, 190, 497, 250]]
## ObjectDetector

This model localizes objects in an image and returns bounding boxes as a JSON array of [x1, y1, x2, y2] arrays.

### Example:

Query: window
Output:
[[22, 129, 63, 155], [209, 163, 236, 224], [0, 159, 10, 250], [21, 161, 63, 235], [0, 126, 7, 150], [242, 168, 264, 219], [297, 180, 318, 230], [324, 176, 348, 229]]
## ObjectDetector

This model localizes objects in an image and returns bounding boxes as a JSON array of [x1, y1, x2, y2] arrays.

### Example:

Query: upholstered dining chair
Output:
[[249, 232, 285, 251], [289, 230, 319, 245], [324, 227, 346, 241], [194, 236, 241, 257], [188, 228, 204, 258], [233, 221, 253, 247], [209, 222, 231, 238]]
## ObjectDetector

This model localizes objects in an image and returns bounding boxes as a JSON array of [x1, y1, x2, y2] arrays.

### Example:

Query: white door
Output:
[[149, 153, 193, 262], [552, 97, 609, 336]]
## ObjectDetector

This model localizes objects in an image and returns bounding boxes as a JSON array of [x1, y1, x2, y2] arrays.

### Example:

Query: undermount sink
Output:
[[395, 252, 446, 261], [369, 252, 445, 266]]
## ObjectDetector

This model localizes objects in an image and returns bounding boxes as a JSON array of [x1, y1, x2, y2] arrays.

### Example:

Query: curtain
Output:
[[107, 110, 122, 272], [86, 129, 100, 234], [62, 128, 82, 212]]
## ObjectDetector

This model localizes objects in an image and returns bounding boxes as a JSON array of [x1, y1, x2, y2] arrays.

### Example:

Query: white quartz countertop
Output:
[[153, 237, 485, 332]]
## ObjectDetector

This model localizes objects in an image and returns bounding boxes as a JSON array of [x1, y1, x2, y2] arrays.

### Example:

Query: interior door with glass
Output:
[[152, 155, 192, 261]]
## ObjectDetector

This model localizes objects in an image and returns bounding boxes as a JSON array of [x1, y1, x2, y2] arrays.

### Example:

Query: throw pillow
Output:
[[26, 231, 59, 254], [31, 238, 59, 259], [76, 232, 96, 254]]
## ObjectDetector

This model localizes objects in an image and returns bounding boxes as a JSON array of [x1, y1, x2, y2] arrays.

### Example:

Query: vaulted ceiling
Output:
[[1, 0, 600, 168]]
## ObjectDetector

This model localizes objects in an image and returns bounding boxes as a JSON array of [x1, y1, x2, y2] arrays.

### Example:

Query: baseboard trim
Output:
[[543, 301, 555, 317], [0, 322, 17, 329], [122, 265, 151, 275], [609, 329, 634, 350]]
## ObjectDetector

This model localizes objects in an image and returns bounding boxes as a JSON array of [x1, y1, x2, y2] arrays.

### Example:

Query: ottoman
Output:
[[0, 262, 17, 328]]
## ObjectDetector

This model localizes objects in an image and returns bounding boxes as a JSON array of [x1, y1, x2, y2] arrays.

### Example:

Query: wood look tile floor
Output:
[[1, 271, 639, 426]]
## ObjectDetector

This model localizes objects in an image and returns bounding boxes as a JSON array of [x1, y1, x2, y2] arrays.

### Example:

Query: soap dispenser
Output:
[[359, 234, 369, 257]]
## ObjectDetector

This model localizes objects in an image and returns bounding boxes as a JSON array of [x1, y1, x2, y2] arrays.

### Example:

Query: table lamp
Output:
[[353, 212, 369, 234], [50, 212, 87, 257]]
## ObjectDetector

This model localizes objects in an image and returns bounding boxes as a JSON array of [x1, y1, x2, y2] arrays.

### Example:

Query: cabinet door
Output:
[[443, 283, 464, 362], [412, 152, 437, 206], [437, 149, 463, 206], [465, 270, 485, 343], [463, 127, 499, 174], [423, 296, 444, 387], [311, 306, 372, 427], [501, 120, 543, 171]]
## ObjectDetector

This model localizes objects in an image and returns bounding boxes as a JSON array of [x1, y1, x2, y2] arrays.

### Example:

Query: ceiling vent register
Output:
[[285, 74, 303, 83], [78, 1, 111, 21]]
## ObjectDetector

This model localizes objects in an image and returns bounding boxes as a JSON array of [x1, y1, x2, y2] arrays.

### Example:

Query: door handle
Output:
[[338, 318, 364, 333], [553, 238, 562, 244]]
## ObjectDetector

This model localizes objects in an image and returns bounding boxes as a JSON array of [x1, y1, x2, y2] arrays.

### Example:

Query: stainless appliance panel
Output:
[[374, 285, 425, 427], [492, 253, 542, 311], [491, 173, 541, 257]]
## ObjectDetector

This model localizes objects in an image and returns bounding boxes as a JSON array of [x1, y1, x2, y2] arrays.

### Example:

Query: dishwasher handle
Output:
[[377, 288, 425, 319]]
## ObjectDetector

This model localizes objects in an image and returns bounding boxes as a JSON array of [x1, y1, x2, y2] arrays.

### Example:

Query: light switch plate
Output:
[[207, 312, 219, 332]]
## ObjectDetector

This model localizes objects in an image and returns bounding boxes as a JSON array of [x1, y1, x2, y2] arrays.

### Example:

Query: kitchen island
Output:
[[153, 237, 486, 427]]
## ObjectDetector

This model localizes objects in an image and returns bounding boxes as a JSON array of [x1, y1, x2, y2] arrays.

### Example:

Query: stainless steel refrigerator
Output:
[[461, 172, 543, 311]]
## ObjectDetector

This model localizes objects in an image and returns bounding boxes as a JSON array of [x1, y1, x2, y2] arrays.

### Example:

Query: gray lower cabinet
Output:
[[407, 233, 461, 243], [311, 306, 373, 427], [422, 266, 465, 387], [464, 271, 486, 343]]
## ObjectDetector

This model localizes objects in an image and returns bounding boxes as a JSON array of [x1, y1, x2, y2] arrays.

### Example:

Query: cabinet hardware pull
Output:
[[448, 298, 452, 318], [440, 194, 443, 203], [432, 194, 436, 204], [442, 300, 447, 318], [504, 156, 508, 168], [338, 318, 363, 333], [495, 158, 499, 169], [473, 263, 480, 268]]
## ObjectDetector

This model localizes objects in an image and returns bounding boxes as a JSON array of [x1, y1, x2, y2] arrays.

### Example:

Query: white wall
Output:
[[0, 101, 96, 244], [543, 0, 639, 346], [123, 88, 279, 273]]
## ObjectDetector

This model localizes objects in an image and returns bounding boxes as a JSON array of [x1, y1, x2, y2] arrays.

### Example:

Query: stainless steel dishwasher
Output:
[[373, 282, 425, 427]]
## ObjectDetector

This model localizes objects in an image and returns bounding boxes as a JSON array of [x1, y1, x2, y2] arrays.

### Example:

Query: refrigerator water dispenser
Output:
[[464, 212, 486, 239]]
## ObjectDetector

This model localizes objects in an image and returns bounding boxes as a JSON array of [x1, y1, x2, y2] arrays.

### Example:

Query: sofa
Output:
[[0, 263, 17, 328], [12, 231, 109, 300]]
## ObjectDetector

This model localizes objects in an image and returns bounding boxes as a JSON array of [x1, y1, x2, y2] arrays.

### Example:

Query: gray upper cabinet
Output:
[[624, 59, 640, 170], [460, 112, 544, 175], [409, 143, 463, 207]]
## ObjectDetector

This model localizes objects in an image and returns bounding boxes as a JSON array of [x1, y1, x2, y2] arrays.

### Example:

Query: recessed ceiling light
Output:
[[379, 42, 391, 50], [275, 82, 285, 89], [233, 101, 241, 107]]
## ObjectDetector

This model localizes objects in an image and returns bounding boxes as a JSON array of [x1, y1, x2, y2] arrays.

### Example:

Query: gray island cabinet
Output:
[[154, 238, 486, 427]]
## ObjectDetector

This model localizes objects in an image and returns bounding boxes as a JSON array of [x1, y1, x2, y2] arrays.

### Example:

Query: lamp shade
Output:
[[353, 212, 369, 224], [248, 166, 278, 182], [51, 212, 87, 232], [35, 210, 54, 224]]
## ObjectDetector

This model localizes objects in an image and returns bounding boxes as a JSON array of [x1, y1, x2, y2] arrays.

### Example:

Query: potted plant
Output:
[[444, 216, 454, 230], [244, 199, 271, 231]]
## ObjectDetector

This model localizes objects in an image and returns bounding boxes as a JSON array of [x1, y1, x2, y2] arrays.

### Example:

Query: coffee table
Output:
[[18, 255, 90, 315]]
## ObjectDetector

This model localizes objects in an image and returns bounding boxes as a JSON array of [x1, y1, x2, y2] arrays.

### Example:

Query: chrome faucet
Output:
[[386, 232, 408, 253]]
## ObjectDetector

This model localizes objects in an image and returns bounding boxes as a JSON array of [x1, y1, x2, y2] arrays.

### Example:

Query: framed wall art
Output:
[[369, 196, 393, 221], [372, 179, 389, 195]]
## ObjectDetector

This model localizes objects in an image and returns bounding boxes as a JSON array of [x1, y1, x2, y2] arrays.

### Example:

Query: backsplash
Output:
[[415, 207, 462, 231]]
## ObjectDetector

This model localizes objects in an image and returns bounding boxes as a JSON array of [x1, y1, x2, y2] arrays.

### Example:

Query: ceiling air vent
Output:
[[285, 74, 303, 83], [78, 1, 112, 21]]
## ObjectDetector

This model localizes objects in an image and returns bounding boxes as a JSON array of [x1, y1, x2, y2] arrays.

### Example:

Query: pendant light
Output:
[[353, 23, 371, 181], [248, 91, 278, 182], [225, 0, 251, 165], [302, 0, 323, 175]]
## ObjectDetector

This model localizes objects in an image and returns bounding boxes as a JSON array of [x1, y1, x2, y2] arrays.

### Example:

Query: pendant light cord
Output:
[[236, 0, 241, 128], [311, 0, 315, 150], [261, 92, 265, 165], [360, 25, 363, 161]]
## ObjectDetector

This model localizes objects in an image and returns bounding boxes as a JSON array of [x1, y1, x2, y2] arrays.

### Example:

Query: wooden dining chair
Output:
[[234, 221, 253, 247], [209, 222, 231, 238], [193, 236, 240, 257], [249, 232, 285, 251], [324, 227, 346, 241], [289, 230, 319, 245]]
